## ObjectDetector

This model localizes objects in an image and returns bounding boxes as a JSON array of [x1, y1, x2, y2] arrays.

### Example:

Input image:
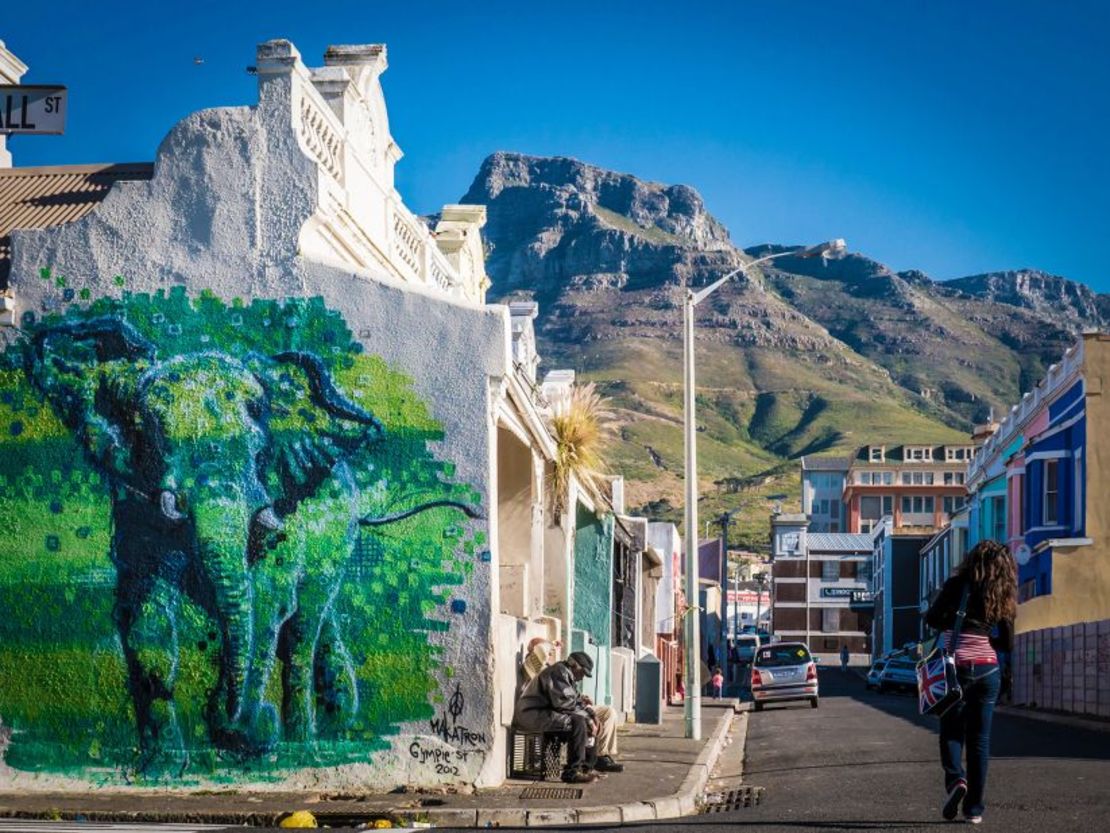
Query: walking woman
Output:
[[924, 540, 1017, 824]]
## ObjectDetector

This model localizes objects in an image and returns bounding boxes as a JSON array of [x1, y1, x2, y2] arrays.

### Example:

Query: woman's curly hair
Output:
[[959, 540, 1018, 622]]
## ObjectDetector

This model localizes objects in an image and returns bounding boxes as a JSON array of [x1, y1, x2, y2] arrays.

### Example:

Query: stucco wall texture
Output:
[[0, 42, 511, 791]]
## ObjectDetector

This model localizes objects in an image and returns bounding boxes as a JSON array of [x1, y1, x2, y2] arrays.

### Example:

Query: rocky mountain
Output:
[[459, 152, 1105, 546]]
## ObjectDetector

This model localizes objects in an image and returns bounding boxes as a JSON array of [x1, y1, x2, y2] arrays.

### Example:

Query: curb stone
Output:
[[617, 802, 655, 822], [475, 808, 527, 827]]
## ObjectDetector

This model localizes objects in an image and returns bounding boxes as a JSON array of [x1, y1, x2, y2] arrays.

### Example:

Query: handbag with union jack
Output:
[[916, 583, 970, 717]]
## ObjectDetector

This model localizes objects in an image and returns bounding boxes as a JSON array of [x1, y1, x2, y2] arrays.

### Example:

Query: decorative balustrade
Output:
[[968, 340, 1084, 482], [391, 208, 423, 277], [298, 96, 344, 183]]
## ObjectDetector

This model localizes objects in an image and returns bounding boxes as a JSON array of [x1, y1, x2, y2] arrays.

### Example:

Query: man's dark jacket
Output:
[[513, 661, 592, 733]]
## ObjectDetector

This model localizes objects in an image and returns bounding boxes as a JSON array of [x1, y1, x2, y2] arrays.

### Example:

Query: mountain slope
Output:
[[461, 154, 976, 543], [458, 152, 1103, 545]]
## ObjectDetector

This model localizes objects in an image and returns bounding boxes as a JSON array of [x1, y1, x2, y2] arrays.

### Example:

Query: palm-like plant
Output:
[[548, 382, 615, 520]]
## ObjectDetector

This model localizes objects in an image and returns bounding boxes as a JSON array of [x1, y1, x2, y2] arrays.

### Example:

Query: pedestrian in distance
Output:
[[924, 540, 1016, 825], [840, 644, 850, 672], [711, 667, 724, 699]]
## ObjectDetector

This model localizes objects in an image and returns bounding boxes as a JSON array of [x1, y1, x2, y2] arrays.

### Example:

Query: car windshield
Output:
[[888, 660, 915, 670], [755, 645, 811, 667], [871, 662, 886, 671]]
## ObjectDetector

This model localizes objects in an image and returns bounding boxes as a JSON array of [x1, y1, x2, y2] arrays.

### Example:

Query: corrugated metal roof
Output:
[[801, 455, 852, 471], [0, 163, 153, 286], [807, 532, 873, 552]]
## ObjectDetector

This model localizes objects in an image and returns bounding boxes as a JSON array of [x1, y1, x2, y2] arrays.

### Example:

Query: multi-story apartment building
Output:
[[918, 504, 971, 639], [770, 512, 874, 663], [871, 518, 931, 658], [843, 444, 975, 534], [800, 455, 851, 532]]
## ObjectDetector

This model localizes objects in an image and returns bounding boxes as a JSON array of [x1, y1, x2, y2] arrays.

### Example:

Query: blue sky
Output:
[[6, 1, 1109, 291]]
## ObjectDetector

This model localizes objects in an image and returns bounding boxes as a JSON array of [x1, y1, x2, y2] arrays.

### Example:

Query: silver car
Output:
[[878, 657, 918, 692], [866, 659, 887, 689], [750, 642, 819, 711]]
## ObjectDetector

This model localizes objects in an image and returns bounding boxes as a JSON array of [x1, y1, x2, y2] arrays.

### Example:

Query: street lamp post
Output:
[[683, 240, 846, 740]]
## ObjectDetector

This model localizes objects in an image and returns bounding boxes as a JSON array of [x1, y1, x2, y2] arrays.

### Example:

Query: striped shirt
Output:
[[942, 630, 998, 666]]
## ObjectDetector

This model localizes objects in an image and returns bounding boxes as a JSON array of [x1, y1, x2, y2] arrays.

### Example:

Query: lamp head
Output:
[[797, 239, 848, 261]]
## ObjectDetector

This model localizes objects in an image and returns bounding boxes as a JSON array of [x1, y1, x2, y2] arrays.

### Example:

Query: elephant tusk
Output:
[[255, 507, 284, 531], [160, 491, 187, 521]]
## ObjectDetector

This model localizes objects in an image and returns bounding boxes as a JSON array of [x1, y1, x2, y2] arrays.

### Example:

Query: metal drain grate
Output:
[[520, 786, 584, 800], [702, 785, 764, 812]]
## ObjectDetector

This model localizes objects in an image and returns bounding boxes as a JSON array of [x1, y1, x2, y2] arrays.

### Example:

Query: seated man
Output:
[[513, 650, 624, 783]]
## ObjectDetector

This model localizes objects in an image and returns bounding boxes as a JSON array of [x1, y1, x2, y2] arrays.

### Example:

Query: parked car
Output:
[[733, 634, 760, 665], [750, 642, 819, 711], [878, 657, 918, 692], [866, 659, 887, 689]]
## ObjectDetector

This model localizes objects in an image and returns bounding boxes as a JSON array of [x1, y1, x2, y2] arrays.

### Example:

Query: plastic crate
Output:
[[508, 730, 566, 780]]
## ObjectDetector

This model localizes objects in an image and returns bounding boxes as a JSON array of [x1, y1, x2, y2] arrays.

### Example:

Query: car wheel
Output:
[[810, 697, 819, 709], [753, 702, 763, 712]]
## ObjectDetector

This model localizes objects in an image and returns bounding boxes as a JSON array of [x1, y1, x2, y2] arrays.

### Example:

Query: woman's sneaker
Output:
[[943, 780, 967, 821], [965, 815, 983, 825]]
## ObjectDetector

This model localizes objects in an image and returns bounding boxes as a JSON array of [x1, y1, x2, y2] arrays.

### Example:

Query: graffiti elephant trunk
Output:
[[193, 503, 275, 754]]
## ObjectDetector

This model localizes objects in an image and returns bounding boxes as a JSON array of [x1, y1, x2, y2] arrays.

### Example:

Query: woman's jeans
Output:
[[939, 665, 1001, 817]]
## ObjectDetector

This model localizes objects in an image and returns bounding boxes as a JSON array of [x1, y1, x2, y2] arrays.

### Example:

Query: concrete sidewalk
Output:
[[0, 702, 742, 828]]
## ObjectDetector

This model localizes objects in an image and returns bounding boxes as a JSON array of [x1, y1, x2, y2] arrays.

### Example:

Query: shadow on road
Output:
[[822, 668, 1110, 762]]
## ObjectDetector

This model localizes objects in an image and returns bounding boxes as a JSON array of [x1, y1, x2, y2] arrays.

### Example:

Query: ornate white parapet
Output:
[[255, 40, 486, 305]]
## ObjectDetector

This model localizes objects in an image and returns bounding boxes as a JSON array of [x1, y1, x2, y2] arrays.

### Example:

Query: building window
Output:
[[990, 495, 1006, 541], [882, 495, 893, 515], [882, 471, 894, 485], [923, 496, 935, 514], [901, 496, 912, 514], [822, 608, 840, 632], [819, 498, 829, 516], [822, 559, 839, 581], [869, 446, 885, 462], [902, 472, 912, 486], [1044, 460, 1059, 525]]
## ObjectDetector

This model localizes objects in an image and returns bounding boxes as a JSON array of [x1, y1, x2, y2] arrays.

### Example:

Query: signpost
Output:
[[0, 85, 67, 134]]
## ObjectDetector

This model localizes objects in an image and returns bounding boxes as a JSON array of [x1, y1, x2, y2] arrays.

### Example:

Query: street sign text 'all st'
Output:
[[0, 86, 67, 134]]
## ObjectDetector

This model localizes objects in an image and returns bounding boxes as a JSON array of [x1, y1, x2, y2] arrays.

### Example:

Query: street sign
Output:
[[820, 587, 857, 598], [0, 85, 67, 134]]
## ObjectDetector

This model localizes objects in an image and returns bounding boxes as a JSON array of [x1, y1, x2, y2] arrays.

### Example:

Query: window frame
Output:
[[1044, 459, 1059, 526]]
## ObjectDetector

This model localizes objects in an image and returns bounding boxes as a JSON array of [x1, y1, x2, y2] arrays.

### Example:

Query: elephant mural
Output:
[[22, 312, 480, 776]]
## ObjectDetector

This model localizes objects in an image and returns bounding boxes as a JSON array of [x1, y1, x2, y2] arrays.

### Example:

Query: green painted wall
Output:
[[572, 504, 614, 704]]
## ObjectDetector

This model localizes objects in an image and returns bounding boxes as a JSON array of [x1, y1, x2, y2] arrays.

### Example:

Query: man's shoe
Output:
[[561, 767, 598, 784], [942, 780, 967, 821], [594, 755, 624, 773], [965, 816, 982, 825]]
